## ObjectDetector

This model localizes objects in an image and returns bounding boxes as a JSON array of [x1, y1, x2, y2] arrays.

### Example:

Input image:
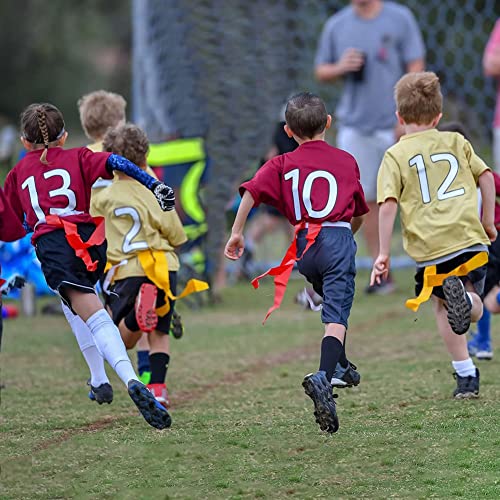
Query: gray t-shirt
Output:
[[315, 2, 425, 134]]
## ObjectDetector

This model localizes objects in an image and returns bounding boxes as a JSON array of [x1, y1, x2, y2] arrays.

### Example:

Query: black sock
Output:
[[338, 347, 349, 369], [149, 352, 170, 384], [319, 336, 344, 381], [124, 308, 140, 332]]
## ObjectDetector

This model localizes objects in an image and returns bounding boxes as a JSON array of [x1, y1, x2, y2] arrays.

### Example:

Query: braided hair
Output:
[[20, 103, 65, 165]]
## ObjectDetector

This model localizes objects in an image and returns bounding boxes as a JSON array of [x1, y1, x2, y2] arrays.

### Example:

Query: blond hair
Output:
[[103, 123, 149, 167], [395, 72, 442, 125], [77, 90, 126, 141]]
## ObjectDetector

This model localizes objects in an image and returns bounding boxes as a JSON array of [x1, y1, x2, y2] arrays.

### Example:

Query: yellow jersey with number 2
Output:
[[92, 178, 187, 280], [377, 129, 490, 262]]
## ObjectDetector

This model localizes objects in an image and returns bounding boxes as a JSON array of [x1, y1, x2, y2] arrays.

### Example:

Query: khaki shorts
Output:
[[337, 126, 395, 202]]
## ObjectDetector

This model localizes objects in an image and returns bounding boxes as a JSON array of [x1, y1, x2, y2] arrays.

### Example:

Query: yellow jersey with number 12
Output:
[[377, 129, 490, 262]]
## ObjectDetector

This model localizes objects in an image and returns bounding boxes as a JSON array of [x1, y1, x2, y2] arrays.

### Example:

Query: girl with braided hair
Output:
[[3, 102, 176, 430]]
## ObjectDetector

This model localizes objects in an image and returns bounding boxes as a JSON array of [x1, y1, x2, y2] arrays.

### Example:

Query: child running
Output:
[[92, 123, 188, 408], [371, 72, 496, 399], [225, 92, 368, 433], [3, 102, 175, 429]]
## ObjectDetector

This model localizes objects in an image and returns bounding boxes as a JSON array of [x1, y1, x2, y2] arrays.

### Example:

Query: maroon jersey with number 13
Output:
[[240, 140, 368, 224], [3, 147, 112, 242]]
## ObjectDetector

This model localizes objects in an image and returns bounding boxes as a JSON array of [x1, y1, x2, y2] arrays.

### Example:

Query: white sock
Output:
[[452, 358, 476, 377], [61, 303, 109, 387], [86, 309, 138, 386]]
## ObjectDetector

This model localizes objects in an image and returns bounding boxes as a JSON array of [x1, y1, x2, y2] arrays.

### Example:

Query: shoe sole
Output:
[[136, 284, 158, 333], [128, 381, 172, 429], [454, 392, 479, 400], [443, 276, 471, 335], [331, 377, 360, 389], [302, 374, 339, 433], [475, 351, 493, 361]]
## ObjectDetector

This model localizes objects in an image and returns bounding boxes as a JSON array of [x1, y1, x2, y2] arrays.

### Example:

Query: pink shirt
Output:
[[240, 140, 368, 226], [486, 19, 500, 128], [4, 147, 112, 242]]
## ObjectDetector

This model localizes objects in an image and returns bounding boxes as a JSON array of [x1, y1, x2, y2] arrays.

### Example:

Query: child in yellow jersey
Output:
[[371, 72, 497, 399], [92, 123, 187, 407]]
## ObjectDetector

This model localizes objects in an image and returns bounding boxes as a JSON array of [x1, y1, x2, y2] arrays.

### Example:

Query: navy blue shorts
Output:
[[296, 227, 356, 328]]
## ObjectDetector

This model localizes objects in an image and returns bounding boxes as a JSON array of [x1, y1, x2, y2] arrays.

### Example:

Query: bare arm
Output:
[[478, 170, 498, 241], [224, 190, 255, 260], [370, 199, 398, 285], [315, 48, 364, 83], [351, 215, 365, 234], [406, 59, 425, 73], [483, 45, 500, 77]]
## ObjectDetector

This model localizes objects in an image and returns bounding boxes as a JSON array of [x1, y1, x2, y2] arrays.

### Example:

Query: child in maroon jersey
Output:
[[3, 102, 175, 430], [225, 92, 368, 433]]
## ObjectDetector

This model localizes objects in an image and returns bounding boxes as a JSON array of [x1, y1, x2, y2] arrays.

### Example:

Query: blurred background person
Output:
[[483, 18, 500, 173], [314, 0, 425, 294]]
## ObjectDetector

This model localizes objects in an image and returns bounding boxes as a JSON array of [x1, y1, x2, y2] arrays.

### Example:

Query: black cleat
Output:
[[302, 371, 339, 433], [87, 380, 114, 404], [170, 311, 184, 339], [443, 276, 471, 335], [127, 380, 172, 429], [331, 361, 360, 388], [453, 368, 480, 399]]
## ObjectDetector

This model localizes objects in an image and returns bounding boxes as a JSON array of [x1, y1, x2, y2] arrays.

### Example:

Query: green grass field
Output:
[[1, 269, 499, 499]]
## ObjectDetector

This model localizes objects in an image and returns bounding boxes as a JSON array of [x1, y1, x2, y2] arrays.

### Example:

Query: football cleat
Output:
[[138, 370, 152, 385], [443, 276, 471, 335], [294, 287, 322, 311], [331, 361, 360, 388], [302, 371, 339, 433], [170, 311, 184, 339], [468, 334, 493, 360], [127, 380, 171, 429], [135, 284, 158, 333], [147, 383, 170, 408], [87, 380, 114, 405], [453, 369, 480, 399]]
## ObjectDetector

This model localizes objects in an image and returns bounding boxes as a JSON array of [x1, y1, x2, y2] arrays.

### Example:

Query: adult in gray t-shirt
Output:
[[315, 0, 425, 293]]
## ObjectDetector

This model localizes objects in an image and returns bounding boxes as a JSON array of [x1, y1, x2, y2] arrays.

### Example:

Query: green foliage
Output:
[[0, 0, 130, 131], [1, 270, 499, 498]]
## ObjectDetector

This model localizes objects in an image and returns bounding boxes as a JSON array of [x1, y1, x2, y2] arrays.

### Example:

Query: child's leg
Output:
[[464, 282, 483, 322], [61, 302, 109, 387], [149, 331, 170, 384], [432, 297, 476, 375], [136, 333, 151, 383], [484, 284, 500, 313], [320, 324, 346, 381], [118, 318, 142, 350], [65, 288, 138, 387]]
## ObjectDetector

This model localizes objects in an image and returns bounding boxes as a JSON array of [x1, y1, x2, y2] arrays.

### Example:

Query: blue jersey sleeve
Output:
[[106, 154, 157, 190]]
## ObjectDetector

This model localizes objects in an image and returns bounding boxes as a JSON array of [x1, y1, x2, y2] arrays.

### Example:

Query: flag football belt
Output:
[[252, 221, 351, 324], [45, 215, 106, 272], [137, 250, 208, 316], [405, 251, 488, 312]]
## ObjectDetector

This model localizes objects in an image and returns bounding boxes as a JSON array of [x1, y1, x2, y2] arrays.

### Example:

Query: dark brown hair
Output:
[[103, 123, 149, 167], [285, 92, 328, 139], [438, 121, 470, 141], [395, 72, 443, 125], [78, 90, 126, 141], [20, 103, 65, 164]]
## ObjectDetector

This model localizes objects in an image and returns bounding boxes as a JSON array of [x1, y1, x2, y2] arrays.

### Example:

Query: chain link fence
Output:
[[132, 0, 500, 277]]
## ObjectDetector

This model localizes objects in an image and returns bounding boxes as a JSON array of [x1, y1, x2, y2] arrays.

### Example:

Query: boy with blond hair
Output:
[[371, 72, 497, 398], [78, 90, 127, 152], [92, 123, 190, 407]]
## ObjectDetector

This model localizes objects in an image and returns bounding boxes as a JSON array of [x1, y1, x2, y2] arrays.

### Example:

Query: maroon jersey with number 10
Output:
[[3, 147, 112, 243], [240, 140, 369, 225]]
